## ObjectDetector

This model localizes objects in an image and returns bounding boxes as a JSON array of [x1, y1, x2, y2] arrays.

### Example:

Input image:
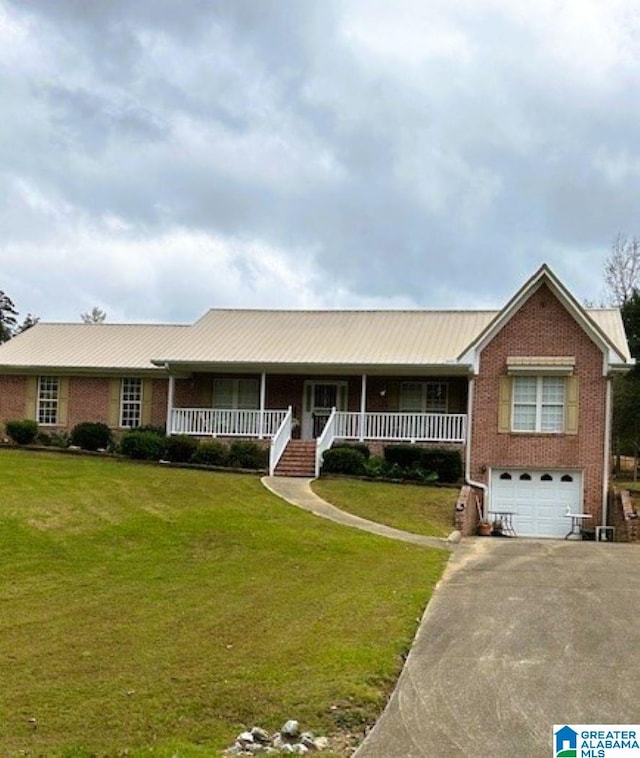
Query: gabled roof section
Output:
[[457, 264, 632, 371]]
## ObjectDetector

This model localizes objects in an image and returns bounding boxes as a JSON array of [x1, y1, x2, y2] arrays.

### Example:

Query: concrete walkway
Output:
[[355, 537, 640, 757], [261, 476, 451, 549]]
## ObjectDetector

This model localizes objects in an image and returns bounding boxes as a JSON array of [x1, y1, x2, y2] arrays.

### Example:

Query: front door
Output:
[[302, 381, 348, 440]]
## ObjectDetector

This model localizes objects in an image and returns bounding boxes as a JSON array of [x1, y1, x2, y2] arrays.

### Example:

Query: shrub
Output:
[[119, 430, 166, 461], [363, 455, 386, 478], [418, 448, 462, 484], [70, 421, 113, 451], [383, 444, 423, 468], [38, 430, 70, 448], [164, 435, 199, 463], [48, 430, 71, 449], [332, 442, 371, 459], [5, 419, 38, 445], [228, 440, 268, 470], [383, 445, 462, 484], [134, 424, 166, 436], [191, 441, 229, 467], [322, 446, 366, 476]]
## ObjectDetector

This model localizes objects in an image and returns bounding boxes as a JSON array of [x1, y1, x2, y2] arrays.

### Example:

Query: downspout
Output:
[[465, 376, 489, 519], [602, 376, 613, 529]]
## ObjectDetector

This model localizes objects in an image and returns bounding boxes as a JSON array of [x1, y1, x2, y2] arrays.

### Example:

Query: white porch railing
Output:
[[269, 406, 293, 476], [170, 408, 288, 438], [333, 411, 467, 444], [316, 410, 467, 475]]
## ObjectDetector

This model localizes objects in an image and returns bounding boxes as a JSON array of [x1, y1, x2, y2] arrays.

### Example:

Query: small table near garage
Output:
[[564, 512, 592, 540], [487, 510, 517, 537]]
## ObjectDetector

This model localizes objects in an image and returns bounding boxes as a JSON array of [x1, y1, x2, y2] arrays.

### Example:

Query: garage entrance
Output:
[[490, 468, 583, 538]]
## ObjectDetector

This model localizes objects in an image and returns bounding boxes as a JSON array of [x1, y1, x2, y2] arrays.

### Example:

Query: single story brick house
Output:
[[0, 265, 632, 538]]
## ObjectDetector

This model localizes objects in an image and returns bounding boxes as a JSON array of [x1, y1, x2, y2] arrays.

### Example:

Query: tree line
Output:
[[0, 291, 39, 344], [606, 235, 640, 468]]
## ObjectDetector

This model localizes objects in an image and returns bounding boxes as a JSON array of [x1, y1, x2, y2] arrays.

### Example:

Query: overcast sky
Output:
[[2, 0, 640, 323]]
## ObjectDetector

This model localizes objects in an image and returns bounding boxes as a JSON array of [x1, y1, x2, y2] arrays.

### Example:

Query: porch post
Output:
[[165, 374, 175, 435], [259, 371, 266, 439], [360, 374, 367, 442]]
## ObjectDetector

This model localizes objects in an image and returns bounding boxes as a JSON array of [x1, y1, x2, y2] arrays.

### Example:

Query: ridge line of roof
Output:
[[197, 308, 502, 315], [34, 322, 191, 328]]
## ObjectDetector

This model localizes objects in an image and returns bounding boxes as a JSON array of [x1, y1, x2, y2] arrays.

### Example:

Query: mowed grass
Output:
[[0, 450, 449, 756], [311, 478, 458, 537]]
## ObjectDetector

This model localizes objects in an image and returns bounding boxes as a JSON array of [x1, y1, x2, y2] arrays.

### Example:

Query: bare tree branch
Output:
[[605, 233, 640, 305]]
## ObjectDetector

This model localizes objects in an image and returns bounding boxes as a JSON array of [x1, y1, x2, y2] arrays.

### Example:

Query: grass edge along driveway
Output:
[[0, 450, 449, 756]]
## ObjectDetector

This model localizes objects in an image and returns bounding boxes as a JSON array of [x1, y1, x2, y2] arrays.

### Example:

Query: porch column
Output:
[[258, 371, 266, 439], [165, 374, 175, 435], [359, 374, 367, 442]]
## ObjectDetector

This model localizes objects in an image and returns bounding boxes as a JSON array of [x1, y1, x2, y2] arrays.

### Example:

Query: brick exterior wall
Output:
[[0, 372, 467, 435], [470, 283, 608, 524], [150, 378, 169, 427], [0, 375, 171, 434], [0, 376, 28, 434], [67, 377, 111, 428]]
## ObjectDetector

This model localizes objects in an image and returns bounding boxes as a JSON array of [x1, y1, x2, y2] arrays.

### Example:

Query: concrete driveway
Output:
[[356, 538, 640, 757]]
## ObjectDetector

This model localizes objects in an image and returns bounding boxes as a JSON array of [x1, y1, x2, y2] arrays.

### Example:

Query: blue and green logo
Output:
[[555, 725, 578, 757]]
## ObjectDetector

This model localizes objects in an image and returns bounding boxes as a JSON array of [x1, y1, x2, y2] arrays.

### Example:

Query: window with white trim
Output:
[[400, 381, 448, 413], [213, 378, 259, 409], [512, 376, 565, 432], [120, 378, 143, 428], [38, 376, 59, 425]]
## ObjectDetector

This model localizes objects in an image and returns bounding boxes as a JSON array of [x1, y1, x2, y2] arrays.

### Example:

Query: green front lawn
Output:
[[311, 478, 458, 537], [0, 450, 449, 756]]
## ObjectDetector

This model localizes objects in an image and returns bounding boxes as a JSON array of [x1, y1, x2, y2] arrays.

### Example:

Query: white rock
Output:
[[447, 530, 462, 543], [313, 736, 329, 751], [300, 732, 315, 747], [251, 726, 271, 743], [238, 731, 255, 745], [292, 745, 309, 755], [281, 720, 300, 738]]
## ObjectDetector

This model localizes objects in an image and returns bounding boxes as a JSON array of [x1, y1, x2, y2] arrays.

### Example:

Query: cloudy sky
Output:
[[2, 0, 640, 323]]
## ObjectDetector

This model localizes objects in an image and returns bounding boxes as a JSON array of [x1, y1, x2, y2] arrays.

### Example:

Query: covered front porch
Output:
[[164, 371, 468, 475]]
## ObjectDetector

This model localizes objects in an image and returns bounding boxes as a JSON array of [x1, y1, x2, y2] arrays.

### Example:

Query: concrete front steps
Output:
[[274, 440, 316, 477]]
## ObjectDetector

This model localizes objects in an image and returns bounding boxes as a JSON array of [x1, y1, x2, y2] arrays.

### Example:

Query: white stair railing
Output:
[[269, 406, 293, 476], [315, 407, 338, 477]]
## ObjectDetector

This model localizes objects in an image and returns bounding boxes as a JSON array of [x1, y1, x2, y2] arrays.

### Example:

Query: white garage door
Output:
[[490, 469, 583, 538]]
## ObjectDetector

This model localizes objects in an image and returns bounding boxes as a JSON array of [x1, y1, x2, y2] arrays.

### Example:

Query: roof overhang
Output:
[[152, 359, 474, 377], [0, 365, 168, 376]]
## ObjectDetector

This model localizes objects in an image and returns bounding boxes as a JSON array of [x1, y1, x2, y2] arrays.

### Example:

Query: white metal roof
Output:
[[0, 305, 629, 373], [157, 309, 499, 367], [0, 323, 189, 372]]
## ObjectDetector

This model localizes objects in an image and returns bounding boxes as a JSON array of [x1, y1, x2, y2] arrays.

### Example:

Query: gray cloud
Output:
[[2, 0, 640, 321]]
